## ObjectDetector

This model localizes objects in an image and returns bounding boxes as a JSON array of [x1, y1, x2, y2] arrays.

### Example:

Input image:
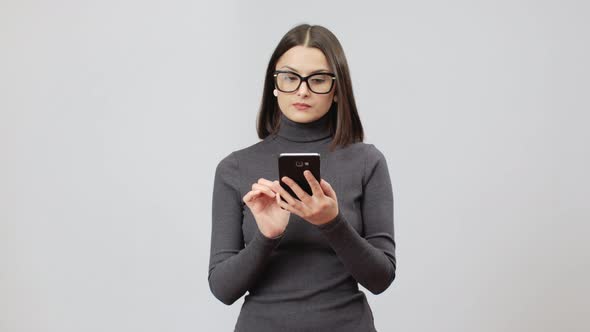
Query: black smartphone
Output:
[[278, 153, 321, 202]]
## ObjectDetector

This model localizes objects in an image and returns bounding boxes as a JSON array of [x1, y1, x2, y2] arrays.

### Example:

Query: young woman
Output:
[[209, 24, 396, 332]]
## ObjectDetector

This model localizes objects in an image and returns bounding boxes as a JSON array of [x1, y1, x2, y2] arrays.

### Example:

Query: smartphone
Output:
[[278, 153, 321, 202]]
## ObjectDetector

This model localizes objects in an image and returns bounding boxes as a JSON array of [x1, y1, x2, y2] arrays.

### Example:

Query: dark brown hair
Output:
[[256, 24, 364, 152]]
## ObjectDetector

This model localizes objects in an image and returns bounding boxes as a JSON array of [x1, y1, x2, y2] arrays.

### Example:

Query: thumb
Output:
[[320, 179, 336, 199]]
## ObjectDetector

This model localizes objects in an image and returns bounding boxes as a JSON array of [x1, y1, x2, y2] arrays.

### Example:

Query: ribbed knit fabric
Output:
[[209, 111, 396, 332]]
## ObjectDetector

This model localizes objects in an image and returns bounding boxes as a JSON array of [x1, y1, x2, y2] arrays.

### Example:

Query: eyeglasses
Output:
[[273, 70, 336, 94]]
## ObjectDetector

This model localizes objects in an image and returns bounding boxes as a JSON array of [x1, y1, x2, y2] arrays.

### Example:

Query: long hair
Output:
[[256, 24, 364, 152]]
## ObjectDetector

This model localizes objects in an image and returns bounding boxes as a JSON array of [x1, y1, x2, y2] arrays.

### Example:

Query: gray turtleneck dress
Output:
[[208, 111, 396, 332]]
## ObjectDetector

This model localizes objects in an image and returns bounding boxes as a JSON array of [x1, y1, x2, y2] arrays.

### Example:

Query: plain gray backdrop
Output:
[[1, 0, 588, 331]]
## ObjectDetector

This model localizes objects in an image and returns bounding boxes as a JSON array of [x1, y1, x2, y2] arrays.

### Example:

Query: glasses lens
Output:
[[308, 74, 333, 93], [276, 72, 300, 92]]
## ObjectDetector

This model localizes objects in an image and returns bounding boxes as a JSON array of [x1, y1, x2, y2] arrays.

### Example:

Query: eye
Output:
[[278, 73, 298, 81]]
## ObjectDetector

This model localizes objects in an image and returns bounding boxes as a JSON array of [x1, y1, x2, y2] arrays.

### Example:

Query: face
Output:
[[274, 46, 337, 123]]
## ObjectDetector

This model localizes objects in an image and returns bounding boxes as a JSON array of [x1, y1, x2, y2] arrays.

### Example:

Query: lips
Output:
[[293, 102, 311, 110]]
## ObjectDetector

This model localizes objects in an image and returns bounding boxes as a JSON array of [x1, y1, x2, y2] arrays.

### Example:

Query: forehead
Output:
[[275, 46, 330, 73]]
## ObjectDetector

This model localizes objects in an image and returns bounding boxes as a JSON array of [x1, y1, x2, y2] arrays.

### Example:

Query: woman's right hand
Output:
[[243, 178, 290, 239]]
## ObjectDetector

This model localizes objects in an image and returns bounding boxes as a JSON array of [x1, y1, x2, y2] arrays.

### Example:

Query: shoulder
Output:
[[214, 151, 239, 180], [233, 138, 272, 157], [355, 143, 389, 186], [215, 139, 271, 172], [363, 143, 387, 163], [342, 142, 386, 162], [333, 142, 388, 173]]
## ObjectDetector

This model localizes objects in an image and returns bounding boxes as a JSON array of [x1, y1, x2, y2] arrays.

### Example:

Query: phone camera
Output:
[[296, 161, 303, 167]]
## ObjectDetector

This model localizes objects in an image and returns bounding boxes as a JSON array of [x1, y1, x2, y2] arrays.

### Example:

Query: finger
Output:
[[255, 179, 280, 196], [277, 194, 289, 211], [276, 179, 313, 216], [257, 177, 275, 188], [320, 179, 336, 199], [281, 176, 311, 201], [243, 190, 260, 203], [272, 180, 299, 207], [277, 195, 302, 215], [257, 183, 279, 195], [276, 189, 289, 211], [303, 170, 323, 197], [252, 183, 276, 198], [276, 189, 282, 207]]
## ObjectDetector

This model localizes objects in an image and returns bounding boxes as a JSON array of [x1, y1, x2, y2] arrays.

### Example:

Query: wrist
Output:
[[261, 229, 284, 239], [316, 210, 341, 228]]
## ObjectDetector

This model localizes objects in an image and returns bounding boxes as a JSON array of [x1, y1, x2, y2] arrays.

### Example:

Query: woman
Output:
[[209, 24, 396, 332]]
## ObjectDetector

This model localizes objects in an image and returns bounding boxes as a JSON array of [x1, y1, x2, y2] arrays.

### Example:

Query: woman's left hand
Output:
[[271, 170, 339, 226]]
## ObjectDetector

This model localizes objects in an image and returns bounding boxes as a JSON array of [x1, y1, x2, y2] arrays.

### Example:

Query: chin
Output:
[[291, 112, 315, 122]]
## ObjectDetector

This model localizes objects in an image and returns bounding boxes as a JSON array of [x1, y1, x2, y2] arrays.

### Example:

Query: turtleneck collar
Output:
[[275, 111, 333, 142]]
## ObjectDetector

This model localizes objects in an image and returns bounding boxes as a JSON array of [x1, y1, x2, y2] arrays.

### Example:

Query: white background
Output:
[[1, 0, 589, 331]]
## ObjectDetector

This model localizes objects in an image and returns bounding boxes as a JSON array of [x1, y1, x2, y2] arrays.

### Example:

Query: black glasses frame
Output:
[[273, 70, 336, 94]]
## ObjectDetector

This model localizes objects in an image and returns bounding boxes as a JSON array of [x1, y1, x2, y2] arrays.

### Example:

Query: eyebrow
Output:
[[279, 65, 330, 74]]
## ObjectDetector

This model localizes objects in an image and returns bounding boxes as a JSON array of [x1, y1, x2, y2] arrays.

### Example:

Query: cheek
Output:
[[277, 96, 292, 112], [320, 95, 334, 107], [277, 96, 288, 107]]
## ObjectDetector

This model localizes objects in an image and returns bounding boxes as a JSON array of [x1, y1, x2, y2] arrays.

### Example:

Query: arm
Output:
[[208, 152, 283, 305], [316, 144, 396, 294]]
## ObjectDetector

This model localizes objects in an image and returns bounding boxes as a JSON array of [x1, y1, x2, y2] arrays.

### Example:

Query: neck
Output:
[[276, 111, 333, 142]]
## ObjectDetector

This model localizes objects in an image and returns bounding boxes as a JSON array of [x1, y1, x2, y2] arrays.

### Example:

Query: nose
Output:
[[297, 80, 310, 96]]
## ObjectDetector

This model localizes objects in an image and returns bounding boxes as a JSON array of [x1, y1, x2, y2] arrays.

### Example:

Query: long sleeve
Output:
[[316, 144, 396, 294], [208, 151, 283, 305]]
